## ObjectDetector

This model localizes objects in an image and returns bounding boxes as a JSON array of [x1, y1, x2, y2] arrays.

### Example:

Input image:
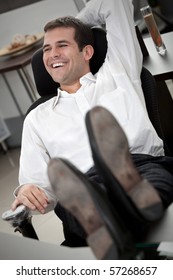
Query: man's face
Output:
[[43, 27, 92, 90]]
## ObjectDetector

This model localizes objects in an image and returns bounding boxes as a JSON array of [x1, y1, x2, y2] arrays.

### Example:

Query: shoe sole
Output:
[[48, 158, 134, 259], [85, 106, 163, 222]]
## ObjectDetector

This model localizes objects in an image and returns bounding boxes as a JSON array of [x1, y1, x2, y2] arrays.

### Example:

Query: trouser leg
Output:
[[54, 202, 87, 246], [54, 154, 173, 246], [131, 154, 173, 209], [54, 166, 106, 246]]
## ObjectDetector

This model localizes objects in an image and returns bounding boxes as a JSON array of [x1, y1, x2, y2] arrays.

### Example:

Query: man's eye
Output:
[[59, 44, 68, 47], [43, 48, 50, 53]]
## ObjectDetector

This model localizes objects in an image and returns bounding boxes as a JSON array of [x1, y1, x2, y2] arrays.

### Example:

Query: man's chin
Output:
[[52, 76, 62, 84]]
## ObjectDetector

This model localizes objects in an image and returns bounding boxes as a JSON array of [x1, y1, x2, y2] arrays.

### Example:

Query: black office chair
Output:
[[140, 67, 171, 156], [2, 26, 172, 258]]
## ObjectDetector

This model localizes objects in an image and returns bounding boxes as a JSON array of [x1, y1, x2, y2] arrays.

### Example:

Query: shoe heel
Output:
[[128, 179, 163, 221], [87, 225, 118, 259]]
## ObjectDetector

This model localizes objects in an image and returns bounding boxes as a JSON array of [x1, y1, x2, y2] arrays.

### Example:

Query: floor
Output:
[[0, 147, 64, 245]]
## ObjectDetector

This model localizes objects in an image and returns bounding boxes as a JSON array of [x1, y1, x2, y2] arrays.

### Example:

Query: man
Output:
[[11, 0, 173, 255]]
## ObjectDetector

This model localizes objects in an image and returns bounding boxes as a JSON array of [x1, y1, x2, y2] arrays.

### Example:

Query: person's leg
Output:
[[53, 106, 173, 248], [54, 202, 87, 247], [50, 158, 136, 260], [86, 157, 173, 241], [132, 154, 173, 209], [53, 166, 106, 247], [86, 155, 173, 211], [85, 106, 166, 235]]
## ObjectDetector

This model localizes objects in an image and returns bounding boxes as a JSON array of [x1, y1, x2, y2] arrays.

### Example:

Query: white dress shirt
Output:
[[16, 0, 164, 211]]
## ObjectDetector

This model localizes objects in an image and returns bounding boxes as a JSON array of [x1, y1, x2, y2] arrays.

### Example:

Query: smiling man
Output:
[[43, 20, 94, 93], [11, 0, 173, 255]]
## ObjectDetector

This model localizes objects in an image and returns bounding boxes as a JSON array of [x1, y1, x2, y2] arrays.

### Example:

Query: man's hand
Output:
[[11, 184, 49, 214]]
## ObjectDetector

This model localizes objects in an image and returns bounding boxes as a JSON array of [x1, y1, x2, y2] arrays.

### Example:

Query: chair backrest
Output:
[[30, 26, 170, 155], [140, 67, 170, 155]]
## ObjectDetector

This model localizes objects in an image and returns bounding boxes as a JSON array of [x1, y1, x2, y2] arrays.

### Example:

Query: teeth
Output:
[[52, 63, 64, 68]]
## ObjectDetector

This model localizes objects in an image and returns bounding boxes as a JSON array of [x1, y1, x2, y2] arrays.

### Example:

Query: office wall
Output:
[[0, 0, 43, 14], [0, 0, 79, 147]]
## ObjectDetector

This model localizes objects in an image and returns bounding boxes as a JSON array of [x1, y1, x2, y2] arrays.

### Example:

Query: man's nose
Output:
[[51, 47, 61, 58]]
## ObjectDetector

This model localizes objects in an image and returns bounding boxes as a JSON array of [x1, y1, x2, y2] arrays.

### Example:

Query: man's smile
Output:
[[52, 62, 65, 68]]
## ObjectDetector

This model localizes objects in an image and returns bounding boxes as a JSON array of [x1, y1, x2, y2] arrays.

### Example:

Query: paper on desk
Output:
[[157, 242, 173, 258]]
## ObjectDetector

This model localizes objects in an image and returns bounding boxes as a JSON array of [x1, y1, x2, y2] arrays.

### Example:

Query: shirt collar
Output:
[[53, 72, 96, 107], [80, 72, 96, 84]]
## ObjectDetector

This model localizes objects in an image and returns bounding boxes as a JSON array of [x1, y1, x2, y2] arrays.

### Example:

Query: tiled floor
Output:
[[0, 147, 64, 245]]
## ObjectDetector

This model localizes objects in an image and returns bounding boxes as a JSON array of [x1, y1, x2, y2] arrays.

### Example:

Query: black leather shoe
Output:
[[85, 106, 163, 234], [48, 158, 136, 260]]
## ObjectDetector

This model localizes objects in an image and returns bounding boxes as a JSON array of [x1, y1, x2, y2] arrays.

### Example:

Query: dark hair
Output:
[[44, 16, 94, 51]]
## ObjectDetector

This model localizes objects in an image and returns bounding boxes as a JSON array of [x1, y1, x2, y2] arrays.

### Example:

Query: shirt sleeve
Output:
[[76, 0, 143, 96], [15, 113, 57, 213]]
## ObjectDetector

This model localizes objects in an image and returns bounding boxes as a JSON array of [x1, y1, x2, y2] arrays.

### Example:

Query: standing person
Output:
[[11, 0, 173, 252]]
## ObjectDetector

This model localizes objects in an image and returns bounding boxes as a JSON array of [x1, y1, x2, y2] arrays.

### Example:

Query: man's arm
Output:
[[12, 115, 57, 214], [77, 0, 143, 94], [11, 184, 49, 214]]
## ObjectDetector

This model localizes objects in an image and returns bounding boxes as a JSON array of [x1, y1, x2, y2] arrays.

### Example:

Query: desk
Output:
[[1, 203, 172, 260], [143, 31, 173, 81], [0, 232, 95, 260], [143, 32, 173, 155], [0, 42, 43, 116]]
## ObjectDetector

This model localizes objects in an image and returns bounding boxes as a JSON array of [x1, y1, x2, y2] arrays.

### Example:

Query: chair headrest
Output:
[[90, 27, 107, 74], [31, 48, 58, 97], [31, 27, 107, 97]]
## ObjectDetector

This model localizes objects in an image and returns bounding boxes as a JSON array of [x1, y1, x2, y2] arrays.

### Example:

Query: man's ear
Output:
[[83, 45, 94, 61]]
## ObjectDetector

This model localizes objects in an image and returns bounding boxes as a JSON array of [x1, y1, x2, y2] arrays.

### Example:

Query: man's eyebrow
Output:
[[42, 44, 49, 51], [42, 40, 70, 51]]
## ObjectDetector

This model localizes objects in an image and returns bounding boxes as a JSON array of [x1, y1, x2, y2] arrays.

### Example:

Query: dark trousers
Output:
[[54, 154, 173, 246]]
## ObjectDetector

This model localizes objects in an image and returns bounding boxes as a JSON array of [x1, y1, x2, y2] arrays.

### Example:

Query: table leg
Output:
[[1, 73, 24, 117], [17, 68, 37, 103]]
